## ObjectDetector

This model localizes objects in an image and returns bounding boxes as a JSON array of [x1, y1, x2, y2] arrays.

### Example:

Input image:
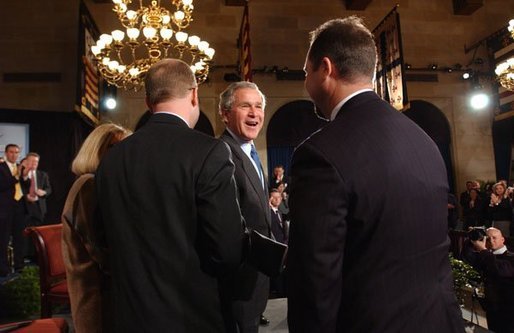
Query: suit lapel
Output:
[[221, 131, 269, 218]]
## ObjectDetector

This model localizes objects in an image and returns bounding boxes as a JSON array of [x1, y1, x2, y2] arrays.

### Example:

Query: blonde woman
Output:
[[61, 123, 131, 333], [488, 182, 513, 237]]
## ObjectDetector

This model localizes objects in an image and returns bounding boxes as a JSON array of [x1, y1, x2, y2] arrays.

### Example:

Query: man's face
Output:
[[274, 167, 284, 178], [5, 146, 20, 164], [222, 88, 264, 141], [487, 229, 505, 251], [269, 192, 282, 208], [27, 156, 39, 170], [466, 182, 473, 191]]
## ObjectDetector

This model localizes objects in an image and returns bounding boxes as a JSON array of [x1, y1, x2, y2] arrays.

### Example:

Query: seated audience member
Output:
[[463, 227, 514, 333], [488, 182, 513, 237], [61, 123, 131, 333], [276, 181, 289, 218], [462, 188, 485, 230]]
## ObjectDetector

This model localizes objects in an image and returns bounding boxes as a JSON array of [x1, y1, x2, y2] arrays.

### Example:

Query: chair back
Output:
[[24, 224, 66, 292]]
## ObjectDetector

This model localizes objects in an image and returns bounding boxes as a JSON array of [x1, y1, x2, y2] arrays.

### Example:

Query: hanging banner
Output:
[[373, 5, 409, 111]]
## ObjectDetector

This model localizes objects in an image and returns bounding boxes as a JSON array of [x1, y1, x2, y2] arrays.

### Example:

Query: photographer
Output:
[[463, 227, 514, 333]]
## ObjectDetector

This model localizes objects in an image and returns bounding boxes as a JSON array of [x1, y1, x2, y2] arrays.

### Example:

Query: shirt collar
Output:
[[153, 111, 189, 127], [226, 128, 254, 153], [493, 245, 508, 255], [330, 88, 374, 121]]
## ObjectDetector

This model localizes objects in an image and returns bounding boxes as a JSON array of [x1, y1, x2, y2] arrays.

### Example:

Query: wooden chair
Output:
[[24, 224, 69, 318]]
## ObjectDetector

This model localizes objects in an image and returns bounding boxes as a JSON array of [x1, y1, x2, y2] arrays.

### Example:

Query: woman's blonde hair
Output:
[[71, 123, 131, 176]]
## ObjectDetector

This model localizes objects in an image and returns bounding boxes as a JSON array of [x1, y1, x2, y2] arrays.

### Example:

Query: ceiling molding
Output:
[[225, 0, 246, 6]]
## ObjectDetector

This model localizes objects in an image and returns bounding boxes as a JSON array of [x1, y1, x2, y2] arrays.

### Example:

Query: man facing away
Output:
[[286, 16, 464, 333], [218, 81, 271, 333], [96, 59, 246, 332]]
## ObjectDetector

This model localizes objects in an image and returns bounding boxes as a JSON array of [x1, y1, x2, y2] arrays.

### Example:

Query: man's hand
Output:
[[36, 189, 46, 197]]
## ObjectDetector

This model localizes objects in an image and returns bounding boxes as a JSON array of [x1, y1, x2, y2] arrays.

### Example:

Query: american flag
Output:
[[239, 1, 252, 82]]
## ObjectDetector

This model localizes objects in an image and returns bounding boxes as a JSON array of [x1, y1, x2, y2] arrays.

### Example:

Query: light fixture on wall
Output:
[[91, 0, 215, 91], [495, 19, 514, 91]]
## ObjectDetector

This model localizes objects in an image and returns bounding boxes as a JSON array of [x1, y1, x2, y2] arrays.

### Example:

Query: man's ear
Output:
[[321, 57, 334, 79], [145, 96, 153, 112], [191, 87, 198, 107]]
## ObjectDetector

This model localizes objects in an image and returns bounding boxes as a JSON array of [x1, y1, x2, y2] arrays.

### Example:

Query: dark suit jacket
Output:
[[22, 170, 51, 222], [287, 91, 464, 333], [96, 113, 245, 333], [0, 162, 16, 218], [220, 131, 271, 300], [270, 208, 287, 244]]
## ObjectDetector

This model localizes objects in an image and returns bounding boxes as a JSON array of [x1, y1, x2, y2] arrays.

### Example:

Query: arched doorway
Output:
[[403, 100, 455, 191], [266, 100, 327, 184]]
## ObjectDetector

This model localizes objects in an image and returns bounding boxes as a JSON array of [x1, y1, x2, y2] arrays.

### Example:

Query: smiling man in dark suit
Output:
[[286, 16, 464, 333], [218, 81, 271, 333], [96, 59, 246, 333]]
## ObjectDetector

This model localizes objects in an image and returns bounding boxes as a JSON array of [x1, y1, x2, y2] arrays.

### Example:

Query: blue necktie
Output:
[[250, 145, 264, 187]]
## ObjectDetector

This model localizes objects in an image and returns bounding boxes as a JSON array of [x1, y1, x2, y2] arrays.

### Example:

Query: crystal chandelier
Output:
[[91, 0, 215, 90], [495, 19, 514, 91]]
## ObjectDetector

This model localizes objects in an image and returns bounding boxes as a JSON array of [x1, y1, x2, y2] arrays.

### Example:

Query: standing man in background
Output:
[[219, 81, 271, 332], [0, 144, 22, 276], [22, 152, 51, 225], [286, 16, 464, 333]]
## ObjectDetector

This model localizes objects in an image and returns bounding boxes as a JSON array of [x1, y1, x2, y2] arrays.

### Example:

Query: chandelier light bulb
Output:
[[205, 47, 215, 59], [160, 28, 173, 40], [198, 41, 209, 52], [117, 65, 126, 73], [100, 34, 113, 46], [96, 40, 106, 50], [190, 64, 197, 72], [182, 0, 193, 6], [108, 60, 120, 71], [194, 61, 205, 70], [112, 0, 122, 4], [126, 10, 138, 20], [129, 67, 139, 76], [175, 31, 188, 43], [174, 11, 185, 22], [162, 15, 171, 25], [91, 45, 101, 56], [143, 27, 157, 39], [127, 27, 140, 40], [111, 30, 125, 42], [509, 19, 514, 32], [119, 3, 127, 12], [188, 35, 200, 47], [102, 57, 111, 65]]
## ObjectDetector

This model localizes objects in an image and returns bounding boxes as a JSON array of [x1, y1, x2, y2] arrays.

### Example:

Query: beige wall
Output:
[[1, 0, 513, 193]]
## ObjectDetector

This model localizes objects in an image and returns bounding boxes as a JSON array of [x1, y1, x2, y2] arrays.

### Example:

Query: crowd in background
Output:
[[457, 180, 514, 237]]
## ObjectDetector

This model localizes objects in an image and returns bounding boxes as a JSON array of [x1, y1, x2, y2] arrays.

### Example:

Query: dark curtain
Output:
[[0, 109, 93, 224], [492, 118, 514, 181]]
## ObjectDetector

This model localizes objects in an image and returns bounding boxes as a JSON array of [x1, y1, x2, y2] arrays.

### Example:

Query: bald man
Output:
[[464, 227, 514, 332]]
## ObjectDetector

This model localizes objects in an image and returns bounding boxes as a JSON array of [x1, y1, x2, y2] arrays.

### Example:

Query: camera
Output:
[[468, 227, 487, 242]]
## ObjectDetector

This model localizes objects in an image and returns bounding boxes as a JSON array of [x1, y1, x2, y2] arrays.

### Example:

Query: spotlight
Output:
[[405, 63, 412, 70], [429, 64, 438, 70], [105, 97, 117, 110], [469, 91, 489, 110], [445, 67, 453, 73], [462, 70, 472, 80]]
